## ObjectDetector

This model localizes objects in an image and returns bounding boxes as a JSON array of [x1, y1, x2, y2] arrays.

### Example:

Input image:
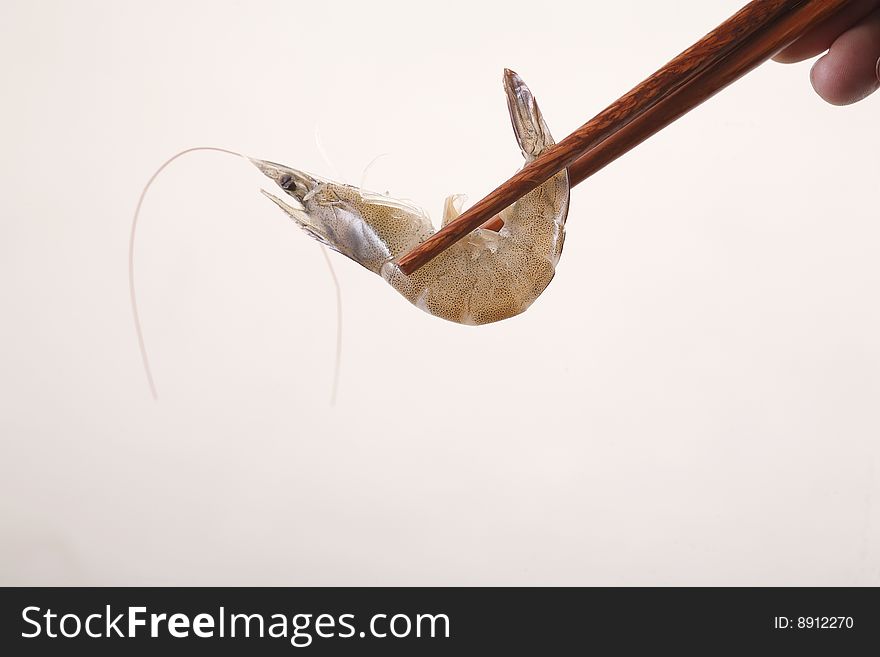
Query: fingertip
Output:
[[809, 58, 859, 106], [810, 51, 880, 106], [809, 55, 847, 105]]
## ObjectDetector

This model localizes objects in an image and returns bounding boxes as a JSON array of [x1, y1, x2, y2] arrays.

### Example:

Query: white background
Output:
[[1, 0, 878, 585]]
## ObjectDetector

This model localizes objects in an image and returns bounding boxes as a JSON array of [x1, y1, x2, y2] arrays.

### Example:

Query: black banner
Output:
[[1, 587, 877, 654]]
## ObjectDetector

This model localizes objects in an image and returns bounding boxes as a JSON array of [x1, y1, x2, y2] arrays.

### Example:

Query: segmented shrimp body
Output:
[[254, 70, 570, 325]]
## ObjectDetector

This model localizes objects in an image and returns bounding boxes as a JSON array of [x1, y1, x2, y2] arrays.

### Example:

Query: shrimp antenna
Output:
[[129, 146, 245, 400], [318, 246, 343, 406], [132, 145, 345, 405], [359, 152, 390, 191], [312, 127, 349, 406]]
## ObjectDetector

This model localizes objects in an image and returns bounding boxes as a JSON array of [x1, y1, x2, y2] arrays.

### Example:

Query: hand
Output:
[[774, 0, 880, 105]]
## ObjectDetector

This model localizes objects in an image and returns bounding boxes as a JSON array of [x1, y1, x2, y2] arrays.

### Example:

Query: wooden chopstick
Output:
[[397, 0, 851, 275], [565, 0, 851, 188]]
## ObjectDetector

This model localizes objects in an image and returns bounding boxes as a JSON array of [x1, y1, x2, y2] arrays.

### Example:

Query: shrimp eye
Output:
[[278, 174, 294, 190]]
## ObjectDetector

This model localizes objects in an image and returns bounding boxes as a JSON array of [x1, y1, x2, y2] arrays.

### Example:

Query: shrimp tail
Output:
[[503, 68, 556, 160]]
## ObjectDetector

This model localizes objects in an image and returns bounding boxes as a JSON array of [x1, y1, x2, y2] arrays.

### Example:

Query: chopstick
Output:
[[397, 0, 852, 275], [566, 0, 852, 188]]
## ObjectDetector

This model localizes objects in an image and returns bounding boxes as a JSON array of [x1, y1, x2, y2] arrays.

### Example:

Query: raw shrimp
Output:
[[253, 69, 570, 325], [130, 69, 567, 399]]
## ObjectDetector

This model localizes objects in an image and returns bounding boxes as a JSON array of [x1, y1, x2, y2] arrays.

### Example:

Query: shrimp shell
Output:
[[254, 69, 570, 325]]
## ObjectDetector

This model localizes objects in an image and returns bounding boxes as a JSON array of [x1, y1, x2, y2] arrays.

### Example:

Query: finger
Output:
[[773, 0, 879, 63], [810, 9, 880, 105]]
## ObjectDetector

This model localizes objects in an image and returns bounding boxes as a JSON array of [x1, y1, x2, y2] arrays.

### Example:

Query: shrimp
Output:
[[253, 69, 570, 325]]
